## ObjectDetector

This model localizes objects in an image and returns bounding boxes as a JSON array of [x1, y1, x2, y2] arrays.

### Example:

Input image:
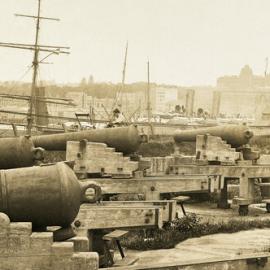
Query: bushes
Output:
[[122, 213, 270, 251], [138, 142, 175, 157]]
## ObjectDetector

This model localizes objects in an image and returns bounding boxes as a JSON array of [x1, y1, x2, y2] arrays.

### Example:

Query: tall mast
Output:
[[27, 0, 41, 134], [122, 41, 128, 85], [109, 41, 128, 120], [121, 41, 128, 109], [147, 60, 151, 123], [0, 0, 70, 135]]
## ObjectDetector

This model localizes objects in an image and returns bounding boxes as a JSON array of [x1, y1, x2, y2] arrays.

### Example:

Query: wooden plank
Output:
[[82, 200, 177, 222], [73, 206, 163, 233], [81, 175, 209, 200], [103, 230, 129, 241], [170, 164, 270, 178], [104, 253, 270, 270]]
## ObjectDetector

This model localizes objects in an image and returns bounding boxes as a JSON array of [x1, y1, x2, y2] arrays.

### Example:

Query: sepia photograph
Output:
[[0, 0, 270, 269]]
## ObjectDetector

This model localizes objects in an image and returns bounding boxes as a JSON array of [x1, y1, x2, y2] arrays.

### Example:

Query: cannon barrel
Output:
[[32, 125, 143, 154], [0, 136, 44, 169], [0, 162, 100, 228], [173, 125, 253, 148]]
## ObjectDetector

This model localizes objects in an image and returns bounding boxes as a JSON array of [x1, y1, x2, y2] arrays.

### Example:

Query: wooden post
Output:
[[239, 172, 255, 202]]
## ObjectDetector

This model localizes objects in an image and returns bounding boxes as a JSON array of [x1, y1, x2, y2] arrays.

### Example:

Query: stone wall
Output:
[[0, 213, 98, 270]]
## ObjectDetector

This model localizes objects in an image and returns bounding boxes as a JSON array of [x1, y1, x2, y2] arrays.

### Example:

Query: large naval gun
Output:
[[0, 162, 100, 228], [32, 125, 144, 154], [173, 124, 253, 148], [0, 135, 44, 169]]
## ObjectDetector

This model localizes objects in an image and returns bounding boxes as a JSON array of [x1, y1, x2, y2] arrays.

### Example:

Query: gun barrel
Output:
[[32, 125, 143, 154], [174, 125, 253, 147]]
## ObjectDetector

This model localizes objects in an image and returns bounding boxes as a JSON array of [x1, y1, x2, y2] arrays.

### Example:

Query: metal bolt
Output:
[[74, 220, 81, 228]]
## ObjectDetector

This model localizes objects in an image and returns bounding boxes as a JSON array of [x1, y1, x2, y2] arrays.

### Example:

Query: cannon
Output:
[[0, 136, 44, 169], [32, 125, 144, 154], [0, 162, 100, 228], [174, 125, 253, 148]]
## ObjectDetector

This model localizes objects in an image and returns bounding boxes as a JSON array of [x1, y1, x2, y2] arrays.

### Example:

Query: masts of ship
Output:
[[146, 60, 151, 123], [27, 0, 41, 135], [0, 0, 70, 135], [122, 41, 128, 112]]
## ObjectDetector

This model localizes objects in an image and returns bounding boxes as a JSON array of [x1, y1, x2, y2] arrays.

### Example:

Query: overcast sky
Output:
[[0, 0, 270, 86]]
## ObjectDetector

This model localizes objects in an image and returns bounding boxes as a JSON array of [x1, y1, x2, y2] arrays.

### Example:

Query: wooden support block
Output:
[[67, 236, 89, 252], [93, 200, 177, 222], [196, 135, 240, 164], [73, 205, 163, 234], [67, 139, 139, 177], [239, 172, 255, 202], [232, 197, 252, 206]]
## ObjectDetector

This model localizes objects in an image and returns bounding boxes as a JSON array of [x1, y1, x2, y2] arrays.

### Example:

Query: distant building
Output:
[[215, 65, 270, 119], [217, 65, 270, 90], [150, 86, 179, 113]]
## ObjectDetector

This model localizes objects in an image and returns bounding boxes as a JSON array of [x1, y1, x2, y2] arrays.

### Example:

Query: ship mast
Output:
[[27, 0, 41, 134], [146, 60, 151, 123], [122, 41, 128, 112], [0, 0, 70, 135]]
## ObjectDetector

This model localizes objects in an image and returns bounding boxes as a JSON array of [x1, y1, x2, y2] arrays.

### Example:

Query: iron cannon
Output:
[[32, 125, 144, 154], [0, 136, 44, 169], [174, 124, 253, 148], [0, 162, 100, 228]]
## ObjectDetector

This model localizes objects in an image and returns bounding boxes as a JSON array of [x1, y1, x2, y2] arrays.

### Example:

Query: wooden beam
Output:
[[81, 175, 209, 200], [170, 164, 270, 178], [105, 253, 270, 270], [73, 205, 163, 234], [82, 200, 177, 222]]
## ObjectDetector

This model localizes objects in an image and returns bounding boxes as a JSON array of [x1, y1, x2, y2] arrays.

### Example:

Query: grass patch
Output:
[[138, 142, 175, 157], [122, 213, 270, 251], [43, 151, 66, 163]]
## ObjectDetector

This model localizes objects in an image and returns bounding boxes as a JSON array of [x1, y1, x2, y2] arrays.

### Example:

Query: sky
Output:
[[0, 0, 270, 86]]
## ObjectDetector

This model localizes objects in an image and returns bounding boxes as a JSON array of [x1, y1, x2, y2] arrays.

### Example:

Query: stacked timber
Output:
[[66, 140, 138, 178], [196, 134, 241, 165], [0, 213, 99, 270]]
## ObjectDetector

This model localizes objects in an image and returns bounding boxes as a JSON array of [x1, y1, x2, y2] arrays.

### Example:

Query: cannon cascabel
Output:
[[0, 136, 44, 169], [173, 125, 253, 148], [0, 162, 98, 228], [32, 125, 142, 154]]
